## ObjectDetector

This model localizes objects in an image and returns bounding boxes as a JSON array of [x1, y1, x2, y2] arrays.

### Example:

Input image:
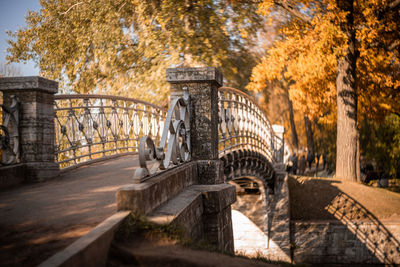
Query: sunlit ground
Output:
[[232, 209, 268, 257], [232, 210, 286, 259]]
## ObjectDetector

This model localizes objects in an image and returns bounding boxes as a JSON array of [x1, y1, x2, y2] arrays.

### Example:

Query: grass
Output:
[[289, 175, 400, 221], [115, 213, 189, 243], [113, 213, 304, 266], [114, 213, 219, 251]]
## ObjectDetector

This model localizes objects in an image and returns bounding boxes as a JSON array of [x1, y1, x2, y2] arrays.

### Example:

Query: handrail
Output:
[[54, 94, 166, 168], [218, 87, 276, 163]]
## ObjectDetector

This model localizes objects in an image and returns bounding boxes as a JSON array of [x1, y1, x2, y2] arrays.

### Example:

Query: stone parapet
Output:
[[39, 211, 130, 267], [117, 161, 198, 214], [0, 76, 59, 182]]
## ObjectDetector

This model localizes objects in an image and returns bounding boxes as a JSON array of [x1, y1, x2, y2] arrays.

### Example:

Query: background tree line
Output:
[[5, 0, 400, 181]]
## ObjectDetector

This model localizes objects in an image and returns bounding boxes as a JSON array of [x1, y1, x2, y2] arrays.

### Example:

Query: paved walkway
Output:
[[232, 210, 269, 257], [0, 155, 139, 266]]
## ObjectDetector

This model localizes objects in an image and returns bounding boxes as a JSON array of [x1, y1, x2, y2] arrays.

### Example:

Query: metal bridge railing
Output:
[[218, 87, 275, 162], [133, 88, 191, 183], [0, 95, 19, 166], [0, 70, 282, 183], [54, 94, 166, 169]]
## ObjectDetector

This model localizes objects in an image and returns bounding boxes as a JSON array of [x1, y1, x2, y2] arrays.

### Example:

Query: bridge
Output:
[[0, 67, 289, 266]]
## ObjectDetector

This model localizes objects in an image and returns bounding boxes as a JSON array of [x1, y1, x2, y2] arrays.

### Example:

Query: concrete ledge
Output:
[[24, 162, 60, 182], [192, 184, 236, 214], [0, 76, 58, 94], [147, 186, 204, 240], [38, 211, 130, 267], [166, 67, 223, 87], [0, 162, 59, 189], [117, 161, 198, 214]]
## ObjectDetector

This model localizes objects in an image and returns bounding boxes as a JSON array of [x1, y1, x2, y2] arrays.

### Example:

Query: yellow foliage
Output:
[[248, 0, 400, 125]]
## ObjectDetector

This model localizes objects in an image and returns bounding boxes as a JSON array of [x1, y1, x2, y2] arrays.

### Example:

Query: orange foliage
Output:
[[248, 0, 400, 123]]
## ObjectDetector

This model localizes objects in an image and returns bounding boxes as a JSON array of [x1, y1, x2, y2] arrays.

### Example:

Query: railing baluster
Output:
[[54, 94, 166, 169], [218, 87, 278, 163]]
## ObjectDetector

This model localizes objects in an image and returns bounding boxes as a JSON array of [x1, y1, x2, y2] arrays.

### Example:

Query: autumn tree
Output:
[[7, 0, 262, 102], [248, 0, 400, 181]]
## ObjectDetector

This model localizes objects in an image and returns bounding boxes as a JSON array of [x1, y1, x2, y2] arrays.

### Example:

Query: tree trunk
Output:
[[335, 0, 360, 182], [288, 98, 299, 151], [280, 80, 299, 152], [304, 115, 315, 155]]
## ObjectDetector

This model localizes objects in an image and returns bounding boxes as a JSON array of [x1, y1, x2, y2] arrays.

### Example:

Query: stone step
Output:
[[147, 185, 204, 239]]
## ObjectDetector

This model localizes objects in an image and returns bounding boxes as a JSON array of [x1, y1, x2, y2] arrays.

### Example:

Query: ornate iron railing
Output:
[[218, 87, 275, 162], [133, 88, 191, 183], [0, 95, 20, 165], [54, 94, 166, 169]]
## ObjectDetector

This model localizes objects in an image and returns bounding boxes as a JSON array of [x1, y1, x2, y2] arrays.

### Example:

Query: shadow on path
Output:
[[0, 155, 139, 266]]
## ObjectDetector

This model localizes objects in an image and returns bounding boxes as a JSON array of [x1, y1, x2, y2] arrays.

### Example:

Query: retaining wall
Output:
[[291, 221, 400, 265]]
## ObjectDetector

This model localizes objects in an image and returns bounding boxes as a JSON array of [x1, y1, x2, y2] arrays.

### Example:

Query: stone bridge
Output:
[[0, 67, 289, 266]]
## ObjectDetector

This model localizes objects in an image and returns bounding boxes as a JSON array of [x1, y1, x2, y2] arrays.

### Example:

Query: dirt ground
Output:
[[289, 175, 400, 222], [107, 234, 282, 267], [0, 155, 139, 267]]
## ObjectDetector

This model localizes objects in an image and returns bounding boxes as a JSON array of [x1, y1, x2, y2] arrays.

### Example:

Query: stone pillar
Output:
[[0, 76, 59, 182], [167, 68, 235, 253], [166, 67, 224, 184], [199, 184, 236, 253], [272, 124, 285, 164]]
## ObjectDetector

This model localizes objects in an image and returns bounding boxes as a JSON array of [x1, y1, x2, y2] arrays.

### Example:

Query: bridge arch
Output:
[[220, 149, 275, 190]]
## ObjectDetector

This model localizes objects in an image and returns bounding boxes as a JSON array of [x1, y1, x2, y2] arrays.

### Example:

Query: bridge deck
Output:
[[0, 155, 139, 266]]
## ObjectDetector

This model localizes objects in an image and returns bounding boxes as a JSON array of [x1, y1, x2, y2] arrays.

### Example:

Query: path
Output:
[[232, 210, 269, 257], [0, 154, 139, 266]]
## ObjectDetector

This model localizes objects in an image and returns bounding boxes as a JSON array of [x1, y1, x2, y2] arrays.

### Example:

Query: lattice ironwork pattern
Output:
[[133, 90, 191, 183], [54, 94, 166, 168], [0, 95, 20, 165], [218, 87, 275, 163]]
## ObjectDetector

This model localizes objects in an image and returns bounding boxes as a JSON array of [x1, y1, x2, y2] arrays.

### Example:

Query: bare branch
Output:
[[60, 2, 85, 15], [378, 0, 400, 18], [273, 0, 312, 25], [389, 0, 400, 10]]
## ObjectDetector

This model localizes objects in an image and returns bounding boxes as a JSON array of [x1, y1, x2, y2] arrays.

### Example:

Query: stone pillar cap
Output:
[[0, 76, 58, 94], [272, 124, 285, 134], [166, 67, 223, 87]]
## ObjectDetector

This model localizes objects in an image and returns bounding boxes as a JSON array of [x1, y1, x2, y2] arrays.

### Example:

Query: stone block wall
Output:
[[117, 161, 199, 214], [266, 170, 292, 263], [292, 221, 400, 265], [199, 184, 236, 252], [203, 206, 234, 252], [0, 76, 59, 183]]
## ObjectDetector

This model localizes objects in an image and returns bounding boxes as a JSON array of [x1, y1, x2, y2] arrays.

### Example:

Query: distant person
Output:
[[286, 161, 293, 173], [322, 152, 327, 170], [307, 151, 314, 170], [299, 155, 306, 175], [315, 153, 320, 171], [291, 153, 298, 174]]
